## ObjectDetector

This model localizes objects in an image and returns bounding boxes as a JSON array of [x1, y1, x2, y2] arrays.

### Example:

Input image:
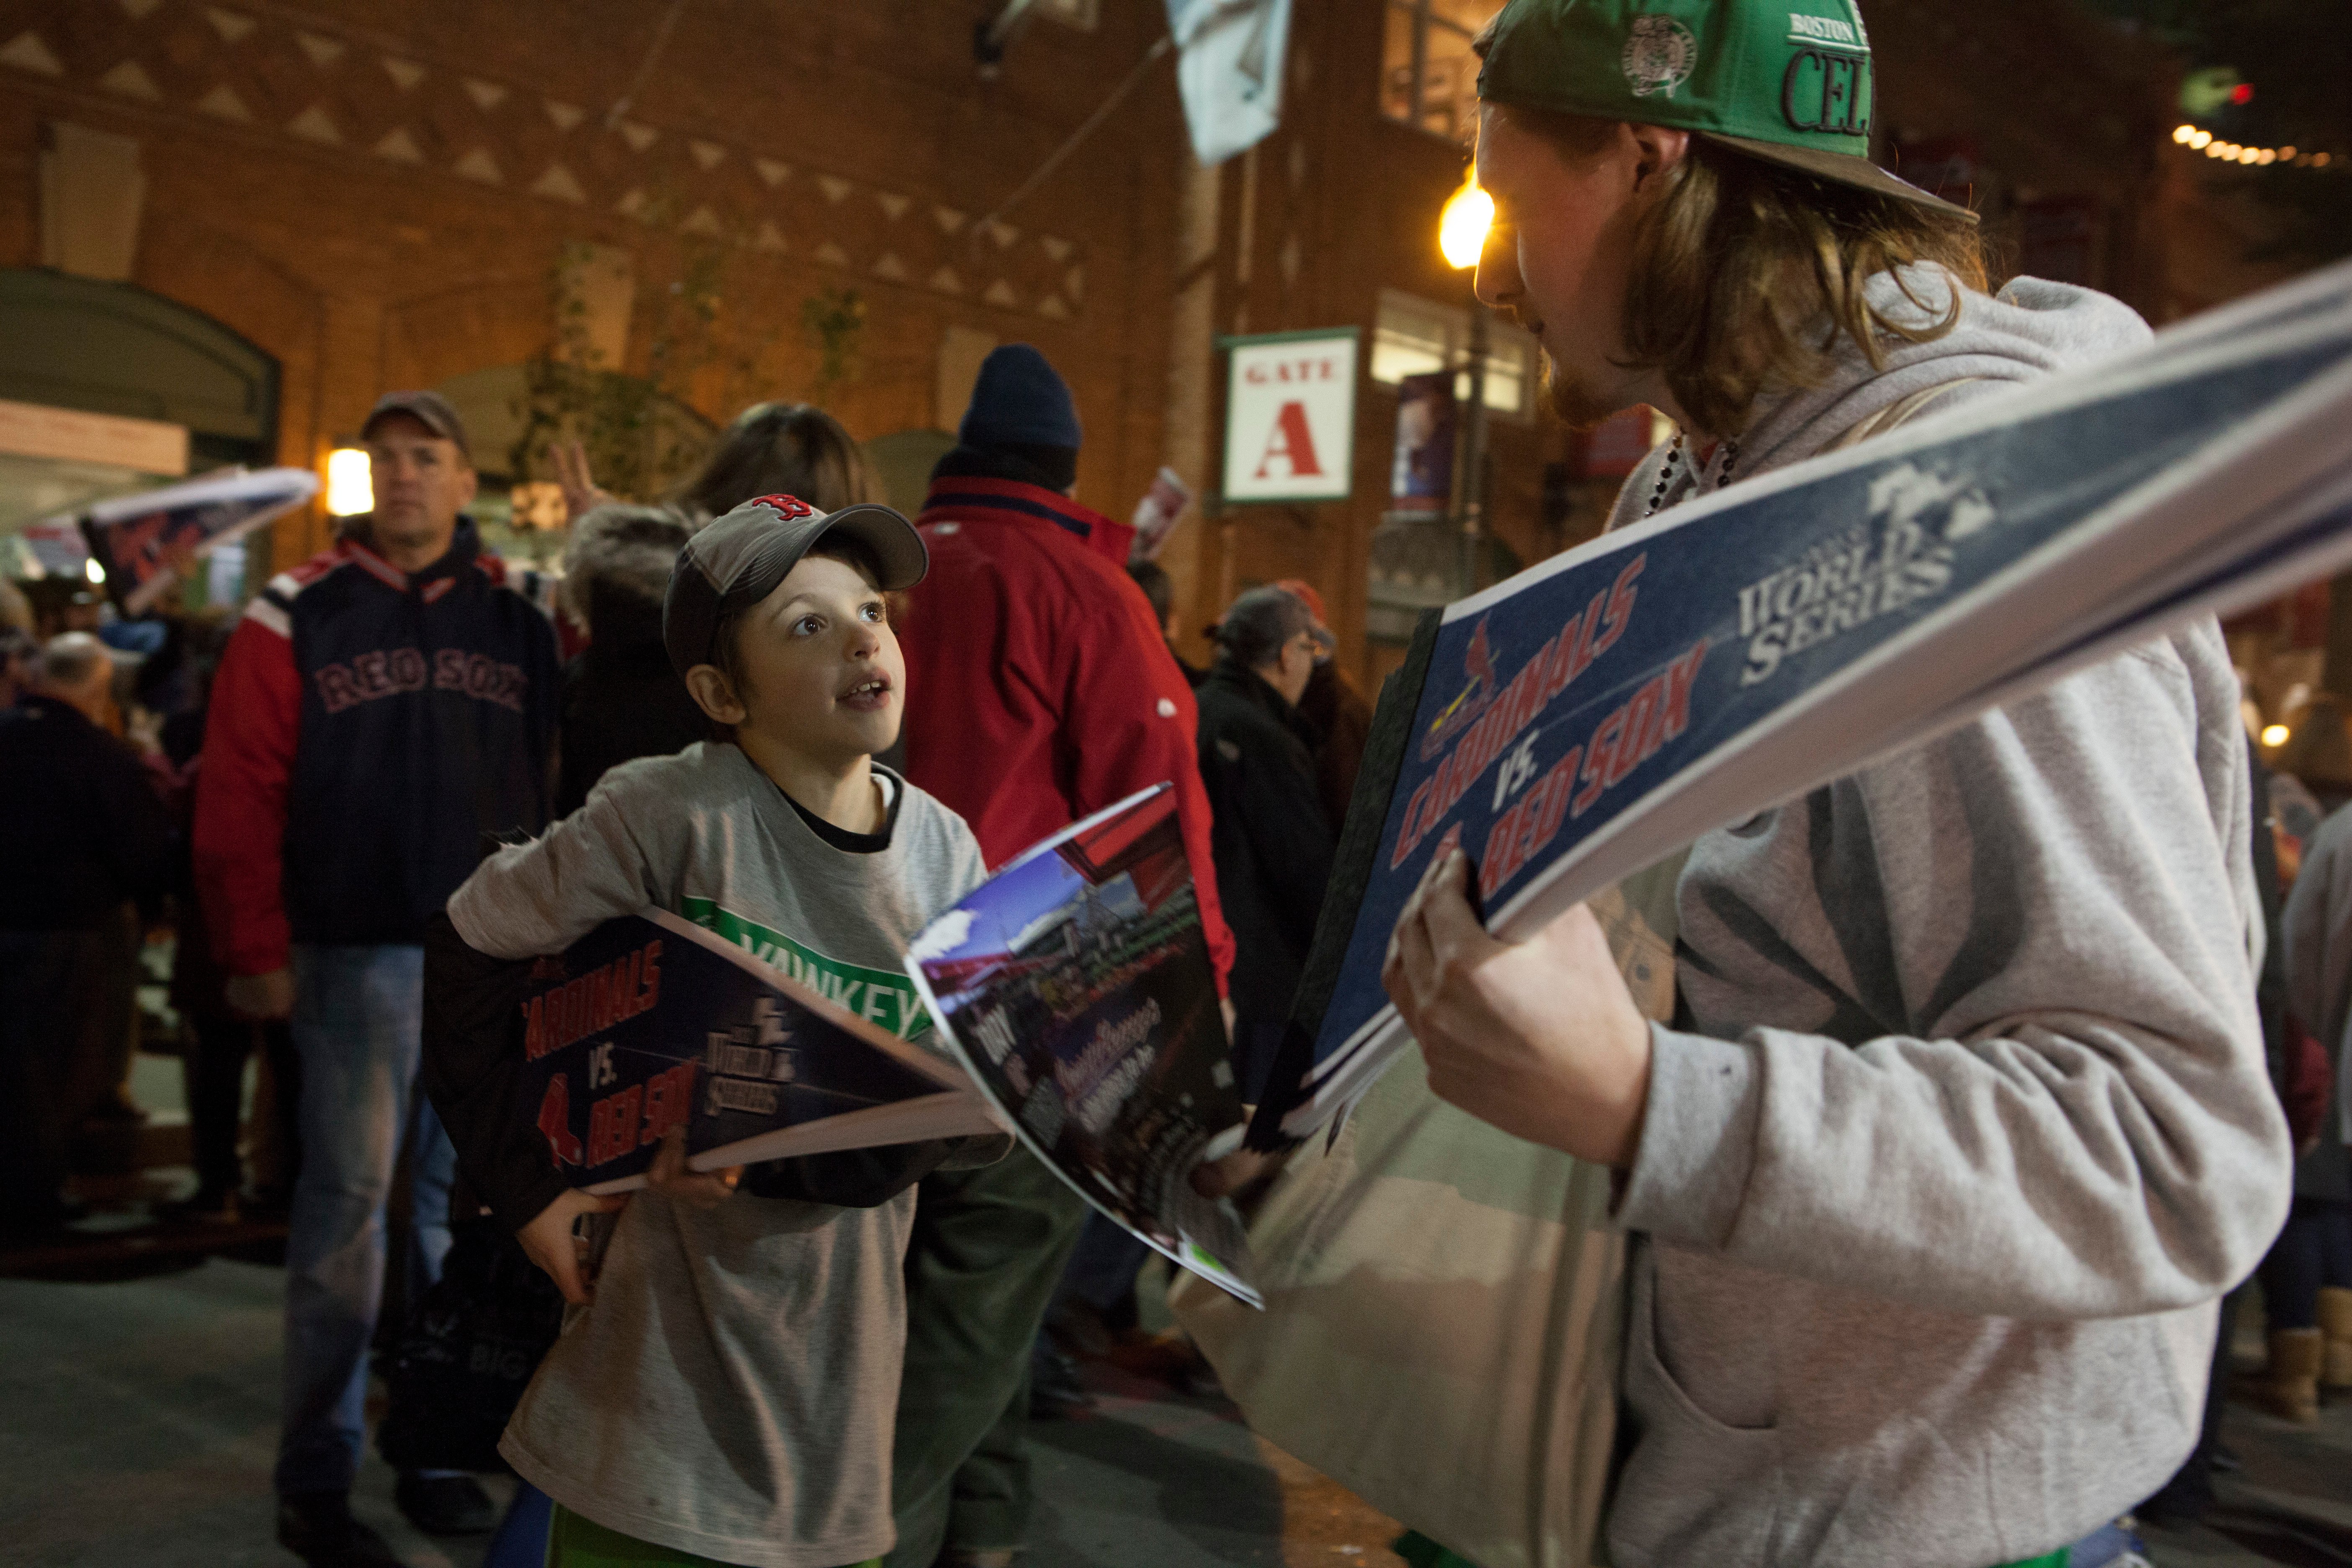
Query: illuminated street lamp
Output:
[[325, 444, 372, 517], [1440, 173, 1498, 593], [1439, 174, 1495, 270]]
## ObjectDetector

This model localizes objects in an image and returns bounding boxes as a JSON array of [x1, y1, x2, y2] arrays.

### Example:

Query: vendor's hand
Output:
[[518, 1187, 628, 1305], [224, 967, 296, 1021], [645, 1124, 741, 1208], [1383, 850, 1653, 1169], [550, 439, 614, 524]]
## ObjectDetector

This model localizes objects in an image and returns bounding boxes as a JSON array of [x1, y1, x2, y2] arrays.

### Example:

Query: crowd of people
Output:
[[1, 2, 2347, 1567]]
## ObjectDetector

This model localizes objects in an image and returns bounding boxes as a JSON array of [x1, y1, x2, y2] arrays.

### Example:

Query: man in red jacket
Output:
[[196, 391, 559, 1565], [891, 345, 1235, 1568]]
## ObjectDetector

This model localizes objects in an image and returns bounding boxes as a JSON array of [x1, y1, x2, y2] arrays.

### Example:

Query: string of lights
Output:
[[2171, 122, 2339, 170]]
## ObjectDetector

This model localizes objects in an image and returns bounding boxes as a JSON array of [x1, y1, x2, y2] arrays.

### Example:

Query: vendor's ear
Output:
[[683, 663, 746, 725], [1626, 121, 1691, 198]]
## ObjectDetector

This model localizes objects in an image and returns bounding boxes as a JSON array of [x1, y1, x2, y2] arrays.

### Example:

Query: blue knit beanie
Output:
[[958, 345, 1082, 452]]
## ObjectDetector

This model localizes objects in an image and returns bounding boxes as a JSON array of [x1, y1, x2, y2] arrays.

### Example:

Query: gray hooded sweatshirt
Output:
[[1601, 271, 2293, 1568]]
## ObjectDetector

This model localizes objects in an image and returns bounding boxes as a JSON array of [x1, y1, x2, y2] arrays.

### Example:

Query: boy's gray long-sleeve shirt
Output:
[[445, 742, 989, 1568], [1599, 271, 2293, 1568]]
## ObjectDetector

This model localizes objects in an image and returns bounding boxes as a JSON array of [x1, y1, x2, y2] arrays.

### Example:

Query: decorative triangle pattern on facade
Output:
[[101, 59, 162, 99], [196, 83, 252, 121], [3, 7, 1091, 323], [0, 31, 65, 75], [287, 104, 340, 144]]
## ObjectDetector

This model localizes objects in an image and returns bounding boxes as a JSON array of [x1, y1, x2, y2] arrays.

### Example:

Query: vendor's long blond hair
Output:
[[1491, 104, 1990, 438]]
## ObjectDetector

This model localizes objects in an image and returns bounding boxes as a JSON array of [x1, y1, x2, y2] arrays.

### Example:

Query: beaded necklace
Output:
[[1641, 433, 1742, 519]]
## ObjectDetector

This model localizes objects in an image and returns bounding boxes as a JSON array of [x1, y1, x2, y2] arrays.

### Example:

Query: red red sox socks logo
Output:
[[313, 647, 530, 713]]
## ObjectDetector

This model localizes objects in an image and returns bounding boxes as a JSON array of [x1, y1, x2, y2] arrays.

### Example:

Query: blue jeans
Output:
[[2260, 1196, 2352, 1330], [274, 944, 458, 1497]]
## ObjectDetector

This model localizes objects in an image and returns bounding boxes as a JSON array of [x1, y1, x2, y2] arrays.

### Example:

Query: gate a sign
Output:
[[1221, 328, 1359, 505]]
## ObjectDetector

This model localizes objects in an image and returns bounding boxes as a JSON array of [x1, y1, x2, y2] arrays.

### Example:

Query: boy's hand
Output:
[[518, 1188, 628, 1305], [646, 1124, 742, 1208]]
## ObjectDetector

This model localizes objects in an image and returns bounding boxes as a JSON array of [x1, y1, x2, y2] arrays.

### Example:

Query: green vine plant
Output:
[[511, 226, 870, 509], [802, 286, 868, 410]]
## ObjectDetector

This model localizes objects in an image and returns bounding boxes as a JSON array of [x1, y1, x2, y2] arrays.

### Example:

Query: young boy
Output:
[[421, 493, 998, 1568]]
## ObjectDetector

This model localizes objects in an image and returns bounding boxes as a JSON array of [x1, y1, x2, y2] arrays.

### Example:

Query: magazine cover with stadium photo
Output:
[[906, 784, 1263, 1306]]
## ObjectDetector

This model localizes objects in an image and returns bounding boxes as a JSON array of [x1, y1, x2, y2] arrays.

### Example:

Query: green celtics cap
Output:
[[1475, 0, 1974, 220]]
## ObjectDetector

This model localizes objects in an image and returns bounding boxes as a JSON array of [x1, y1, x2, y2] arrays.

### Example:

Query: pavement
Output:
[[0, 1243, 1412, 1568], [0, 1225, 2344, 1568]]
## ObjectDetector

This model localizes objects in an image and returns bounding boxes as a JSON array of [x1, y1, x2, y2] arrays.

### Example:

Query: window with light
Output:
[[1382, 0, 1507, 143], [1370, 290, 1535, 420]]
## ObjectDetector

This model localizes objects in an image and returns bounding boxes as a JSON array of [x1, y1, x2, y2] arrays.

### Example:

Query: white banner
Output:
[[1166, 0, 1293, 167]]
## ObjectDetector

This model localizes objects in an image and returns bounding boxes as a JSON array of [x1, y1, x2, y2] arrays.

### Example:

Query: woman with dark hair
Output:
[[549, 401, 877, 528], [671, 402, 879, 522]]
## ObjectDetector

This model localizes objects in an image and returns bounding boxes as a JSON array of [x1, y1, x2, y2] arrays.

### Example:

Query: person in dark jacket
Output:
[[0, 632, 175, 1240], [1196, 585, 1338, 1100], [1127, 560, 1204, 687], [552, 504, 706, 818], [159, 618, 303, 1223], [1271, 578, 1375, 830], [194, 390, 559, 1563]]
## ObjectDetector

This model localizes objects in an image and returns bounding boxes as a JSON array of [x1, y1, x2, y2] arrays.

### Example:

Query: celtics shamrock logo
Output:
[[1621, 15, 1697, 99]]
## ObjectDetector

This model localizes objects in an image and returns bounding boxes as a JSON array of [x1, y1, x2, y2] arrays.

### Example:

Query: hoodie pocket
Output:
[[1608, 1254, 1782, 1568]]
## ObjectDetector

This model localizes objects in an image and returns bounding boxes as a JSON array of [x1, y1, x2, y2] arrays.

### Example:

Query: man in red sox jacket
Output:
[[889, 345, 1238, 1568], [194, 392, 559, 1567]]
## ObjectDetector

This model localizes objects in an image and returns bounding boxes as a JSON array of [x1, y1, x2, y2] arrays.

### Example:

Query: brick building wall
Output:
[[3, 0, 2263, 692], [0, 0, 1191, 570]]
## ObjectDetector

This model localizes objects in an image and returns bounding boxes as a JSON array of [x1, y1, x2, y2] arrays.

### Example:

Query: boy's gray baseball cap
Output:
[[663, 493, 927, 677]]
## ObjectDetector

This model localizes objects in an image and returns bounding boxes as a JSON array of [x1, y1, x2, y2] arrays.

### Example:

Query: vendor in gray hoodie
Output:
[[1377, 3, 2295, 1567]]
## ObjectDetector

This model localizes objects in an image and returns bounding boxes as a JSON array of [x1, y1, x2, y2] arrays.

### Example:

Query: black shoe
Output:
[[1029, 1339, 1093, 1420], [276, 1491, 402, 1567], [394, 1473, 498, 1536]]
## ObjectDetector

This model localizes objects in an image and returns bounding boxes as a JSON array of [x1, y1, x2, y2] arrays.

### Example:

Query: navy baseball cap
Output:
[[361, 389, 473, 460], [663, 493, 927, 676]]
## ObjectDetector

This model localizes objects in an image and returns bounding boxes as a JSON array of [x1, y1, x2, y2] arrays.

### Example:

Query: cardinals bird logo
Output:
[[1419, 616, 1501, 762]]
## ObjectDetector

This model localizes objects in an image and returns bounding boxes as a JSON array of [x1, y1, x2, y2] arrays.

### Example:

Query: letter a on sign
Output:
[[1224, 328, 1357, 504], [1255, 402, 1323, 480]]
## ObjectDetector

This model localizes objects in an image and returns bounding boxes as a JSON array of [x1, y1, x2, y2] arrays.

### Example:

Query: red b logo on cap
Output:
[[749, 493, 816, 519]]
